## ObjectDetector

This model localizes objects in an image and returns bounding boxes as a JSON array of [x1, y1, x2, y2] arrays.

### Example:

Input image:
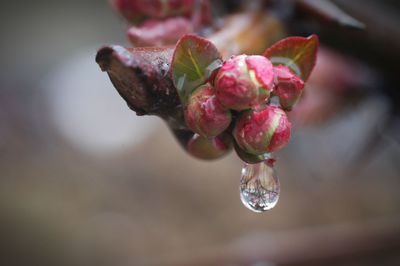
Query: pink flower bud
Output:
[[234, 142, 271, 164], [185, 83, 232, 138], [127, 17, 193, 46], [136, 0, 194, 19], [110, 0, 140, 21], [187, 133, 232, 160], [215, 55, 274, 111], [273, 65, 305, 110], [233, 105, 291, 155], [111, 0, 201, 21]]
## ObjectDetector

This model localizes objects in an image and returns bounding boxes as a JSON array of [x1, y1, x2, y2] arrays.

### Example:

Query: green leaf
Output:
[[172, 34, 222, 104], [263, 35, 319, 81]]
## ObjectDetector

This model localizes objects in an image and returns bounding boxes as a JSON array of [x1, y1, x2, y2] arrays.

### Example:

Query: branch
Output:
[[96, 45, 195, 149], [96, 45, 179, 117], [296, 0, 365, 29]]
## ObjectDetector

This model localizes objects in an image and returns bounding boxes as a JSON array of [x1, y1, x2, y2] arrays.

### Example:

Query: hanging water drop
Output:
[[240, 160, 280, 213]]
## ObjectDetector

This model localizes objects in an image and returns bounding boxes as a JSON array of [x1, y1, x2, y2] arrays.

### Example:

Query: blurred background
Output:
[[0, 0, 399, 265]]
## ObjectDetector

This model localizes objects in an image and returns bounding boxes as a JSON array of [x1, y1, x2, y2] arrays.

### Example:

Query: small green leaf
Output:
[[172, 34, 222, 104], [263, 35, 319, 81]]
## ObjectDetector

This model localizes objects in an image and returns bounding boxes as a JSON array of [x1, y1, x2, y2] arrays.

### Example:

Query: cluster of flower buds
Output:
[[184, 54, 306, 161]]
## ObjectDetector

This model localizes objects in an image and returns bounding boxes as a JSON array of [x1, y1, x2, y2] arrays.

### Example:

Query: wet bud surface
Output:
[[187, 133, 232, 160], [184, 83, 232, 138], [215, 55, 274, 111], [233, 105, 291, 155], [273, 65, 305, 110]]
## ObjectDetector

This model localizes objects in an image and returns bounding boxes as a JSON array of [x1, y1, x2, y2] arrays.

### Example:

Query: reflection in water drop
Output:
[[240, 161, 280, 213]]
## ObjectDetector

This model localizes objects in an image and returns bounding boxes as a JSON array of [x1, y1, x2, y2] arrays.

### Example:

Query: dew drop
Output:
[[177, 74, 186, 91], [205, 59, 223, 77], [240, 161, 280, 213]]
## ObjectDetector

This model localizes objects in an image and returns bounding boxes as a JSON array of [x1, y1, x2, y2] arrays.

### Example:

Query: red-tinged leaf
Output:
[[172, 34, 222, 104], [263, 35, 319, 81]]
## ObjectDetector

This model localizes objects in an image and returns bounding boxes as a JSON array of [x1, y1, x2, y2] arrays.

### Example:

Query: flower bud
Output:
[[233, 105, 291, 155], [273, 65, 305, 110], [234, 142, 271, 164], [136, 0, 194, 19], [110, 0, 141, 22], [215, 55, 274, 111], [127, 17, 193, 46], [185, 83, 232, 138], [187, 133, 232, 160], [110, 0, 197, 22]]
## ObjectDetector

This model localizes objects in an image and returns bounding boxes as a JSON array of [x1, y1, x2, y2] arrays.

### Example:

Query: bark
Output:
[[96, 45, 195, 148]]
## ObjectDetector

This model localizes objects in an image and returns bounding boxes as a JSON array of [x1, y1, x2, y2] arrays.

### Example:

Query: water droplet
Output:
[[240, 161, 280, 213], [205, 59, 223, 77], [177, 74, 186, 91]]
